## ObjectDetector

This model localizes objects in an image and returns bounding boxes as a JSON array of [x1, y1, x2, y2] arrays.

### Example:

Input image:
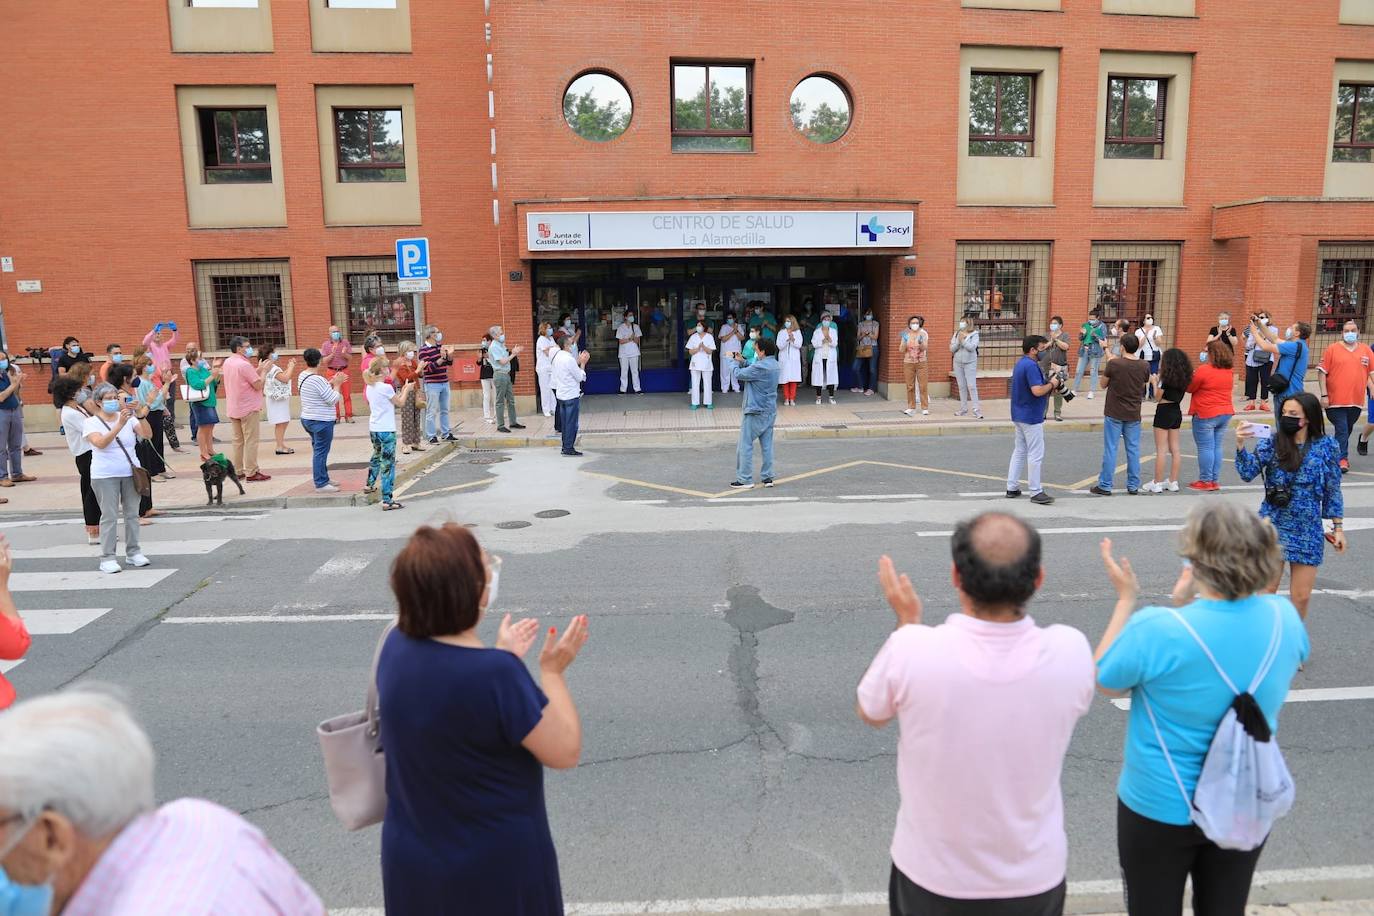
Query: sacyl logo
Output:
[[861, 216, 912, 242]]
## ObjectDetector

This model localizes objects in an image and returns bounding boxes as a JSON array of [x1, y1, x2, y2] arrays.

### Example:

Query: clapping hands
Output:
[[496, 613, 540, 658], [1100, 538, 1139, 601], [878, 555, 922, 627]]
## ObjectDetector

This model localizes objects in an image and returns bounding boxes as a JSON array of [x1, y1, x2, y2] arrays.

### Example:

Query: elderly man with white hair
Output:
[[485, 324, 525, 434], [0, 687, 323, 915]]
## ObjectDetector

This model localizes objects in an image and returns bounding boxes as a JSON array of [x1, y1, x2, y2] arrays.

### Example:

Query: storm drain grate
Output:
[[468, 456, 511, 465], [534, 509, 570, 519], [496, 520, 532, 530], [820, 424, 849, 430]]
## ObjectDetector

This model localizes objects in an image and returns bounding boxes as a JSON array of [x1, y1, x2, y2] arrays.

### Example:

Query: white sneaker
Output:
[[1167, 479, 1180, 492], [1147, 481, 1163, 494], [88, 535, 101, 545], [902, 408, 916, 416], [316, 483, 341, 492], [163, 470, 177, 479], [99, 559, 122, 574], [816, 397, 822, 405], [1087, 391, 1095, 399], [922, 409, 929, 415], [127, 553, 151, 568], [829, 396, 836, 405]]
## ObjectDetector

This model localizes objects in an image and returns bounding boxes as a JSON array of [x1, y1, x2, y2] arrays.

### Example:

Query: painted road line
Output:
[[1, 515, 269, 529], [916, 524, 1186, 538], [861, 459, 1079, 493], [582, 470, 717, 499], [395, 478, 495, 501], [332, 865, 1374, 916], [9, 569, 176, 592], [1066, 456, 1159, 492], [702, 496, 800, 504], [306, 553, 373, 584], [624, 499, 668, 505], [19, 608, 114, 635], [392, 446, 465, 498], [837, 494, 930, 501], [1112, 686, 1374, 711], [164, 613, 394, 624], [12, 539, 228, 560]]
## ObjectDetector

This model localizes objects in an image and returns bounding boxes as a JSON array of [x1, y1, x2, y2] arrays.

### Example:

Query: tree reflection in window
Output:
[[672, 63, 752, 152], [198, 108, 271, 183], [969, 72, 1034, 157], [335, 108, 406, 182], [563, 72, 632, 142]]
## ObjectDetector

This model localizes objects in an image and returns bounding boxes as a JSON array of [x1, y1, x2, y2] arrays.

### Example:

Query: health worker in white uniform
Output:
[[686, 323, 716, 409]]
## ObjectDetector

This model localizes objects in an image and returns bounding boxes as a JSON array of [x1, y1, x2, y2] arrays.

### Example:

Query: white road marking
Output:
[[1111, 686, 1374, 710], [837, 494, 929, 501], [11, 539, 228, 560], [330, 865, 1374, 916], [306, 553, 373, 583], [624, 499, 668, 505], [9, 569, 176, 592], [164, 613, 393, 624], [917, 524, 1186, 538], [19, 608, 113, 635], [705, 497, 800, 503], [1, 514, 268, 530]]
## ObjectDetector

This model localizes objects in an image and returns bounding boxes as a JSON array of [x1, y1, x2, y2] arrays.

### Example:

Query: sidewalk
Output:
[[1, 416, 457, 516]]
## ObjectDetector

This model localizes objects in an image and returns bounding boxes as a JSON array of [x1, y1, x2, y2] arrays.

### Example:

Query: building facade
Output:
[[1, 0, 1372, 405]]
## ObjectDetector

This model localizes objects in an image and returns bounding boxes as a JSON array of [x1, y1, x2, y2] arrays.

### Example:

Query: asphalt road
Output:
[[4, 432, 1373, 913]]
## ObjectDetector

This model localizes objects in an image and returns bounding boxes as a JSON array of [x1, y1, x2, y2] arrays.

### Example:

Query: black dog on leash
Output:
[[201, 457, 245, 505]]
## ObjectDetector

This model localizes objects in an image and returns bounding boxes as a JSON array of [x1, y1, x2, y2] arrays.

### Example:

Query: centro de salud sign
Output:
[[525, 210, 915, 253]]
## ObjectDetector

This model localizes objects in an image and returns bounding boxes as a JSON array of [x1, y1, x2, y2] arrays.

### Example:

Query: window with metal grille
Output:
[[1333, 83, 1374, 163], [955, 243, 1051, 370], [671, 61, 753, 152], [327, 257, 415, 345], [193, 260, 294, 351], [968, 72, 1035, 157], [334, 108, 406, 181], [1087, 244, 1181, 350], [1105, 77, 1166, 159], [1313, 250, 1373, 364], [196, 108, 271, 184], [1095, 260, 1160, 325]]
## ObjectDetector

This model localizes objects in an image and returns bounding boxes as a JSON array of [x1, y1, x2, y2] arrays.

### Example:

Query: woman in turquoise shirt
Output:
[[183, 346, 222, 461], [1093, 501, 1307, 916]]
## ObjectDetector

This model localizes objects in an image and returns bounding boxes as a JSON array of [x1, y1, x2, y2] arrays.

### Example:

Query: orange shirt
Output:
[[1318, 342, 1374, 407], [0, 612, 32, 710], [1187, 363, 1235, 418]]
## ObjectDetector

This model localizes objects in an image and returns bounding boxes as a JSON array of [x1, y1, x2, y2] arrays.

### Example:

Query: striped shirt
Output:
[[62, 798, 325, 916], [298, 371, 341, 422], [418, 342, 452, 383]]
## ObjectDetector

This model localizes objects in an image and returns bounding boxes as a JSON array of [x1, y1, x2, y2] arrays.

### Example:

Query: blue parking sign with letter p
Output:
[[395, 237, 430, 280]]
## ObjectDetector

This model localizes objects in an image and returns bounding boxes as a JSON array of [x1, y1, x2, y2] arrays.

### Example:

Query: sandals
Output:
[[382, 501, 404, 511], [274, 448, 296, 455], [362, 485, 377, 494]]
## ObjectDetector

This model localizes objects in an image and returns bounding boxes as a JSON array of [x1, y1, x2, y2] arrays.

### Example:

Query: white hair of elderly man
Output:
[[0, 684, 156, 837]]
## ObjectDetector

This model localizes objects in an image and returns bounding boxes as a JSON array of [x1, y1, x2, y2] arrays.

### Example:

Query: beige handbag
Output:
[[317, 623, 394, 830]]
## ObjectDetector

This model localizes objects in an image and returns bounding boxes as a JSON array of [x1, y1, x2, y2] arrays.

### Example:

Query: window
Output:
[[1316, 258, 1371, 335], [968, 72, 1034, 156], [1088, 243, 1181, 346], [334, 108, 406, 182], [1105, 77, 1166, 159], [563, 72, 632, 142], [196, 108, 271, 184], [1333, 83, 1374, 163], [188, 0, 258, 6], [326, 0, 396, 6], [671, 62, 752, 152], [1095, 259, 1160, 324], [790, 75, 852, 144], [193, 261, 294, 351]]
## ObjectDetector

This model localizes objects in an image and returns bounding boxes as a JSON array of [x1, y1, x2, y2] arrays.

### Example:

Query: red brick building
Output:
[[1, 0, 1372, 406]]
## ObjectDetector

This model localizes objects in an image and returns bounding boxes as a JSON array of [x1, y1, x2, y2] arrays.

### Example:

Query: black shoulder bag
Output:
[[1267, 341, 1303, 395]]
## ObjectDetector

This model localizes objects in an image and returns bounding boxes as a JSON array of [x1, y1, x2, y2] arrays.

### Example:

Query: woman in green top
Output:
[[183, 345, 223, 461]]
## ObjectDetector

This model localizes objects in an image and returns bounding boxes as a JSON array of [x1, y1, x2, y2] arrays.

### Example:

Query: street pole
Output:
[[413, 292, 424, 348]]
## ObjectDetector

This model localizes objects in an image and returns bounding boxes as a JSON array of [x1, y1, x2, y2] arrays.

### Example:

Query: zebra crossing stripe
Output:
[[9, 569, 176, 592], [20, 608, 114, 635], [11, 539, 228, 560]]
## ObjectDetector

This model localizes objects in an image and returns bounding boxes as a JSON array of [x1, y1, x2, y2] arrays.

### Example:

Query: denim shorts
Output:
[[190, 403, 220, 426]]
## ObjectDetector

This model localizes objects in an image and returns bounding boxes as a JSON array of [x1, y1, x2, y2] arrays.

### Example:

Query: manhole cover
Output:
[[463, 523, 478, 528], [534, 509, 570, 519], [496, 520, 532, 530], [468, 456, 511, 465]]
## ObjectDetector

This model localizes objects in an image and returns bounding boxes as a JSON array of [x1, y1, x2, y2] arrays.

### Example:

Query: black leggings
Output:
[[1244, 362, 1272, 401], [889, 863, 1066, 915], [1117, 799, 1265, 916], [74, 452, 101, 527]]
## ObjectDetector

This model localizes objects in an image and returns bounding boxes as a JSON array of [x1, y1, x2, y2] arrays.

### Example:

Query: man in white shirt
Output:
[[718, 311, 743, 393], [616, 312, 643, 394], [686, 322, 716, 409], [551, 335, 591, 456]]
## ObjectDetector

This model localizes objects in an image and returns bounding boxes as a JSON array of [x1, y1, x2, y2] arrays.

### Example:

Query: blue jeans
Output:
[[1191, 414, 1232, 483], [368, 431, 397, 502], [1326, 406, 1361, 461], [300, 418, 335, 488], [853, 346, 878, 391], [736, 413, 776, 483], [1099, 417, 1142, 492], [557, 397, 581, 453], [1073, 352, 1102, 392], [424, 382, 451, 438]]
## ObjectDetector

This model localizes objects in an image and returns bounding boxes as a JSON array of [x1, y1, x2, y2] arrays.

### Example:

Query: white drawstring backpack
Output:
[[1138, 602, 1295, 851]]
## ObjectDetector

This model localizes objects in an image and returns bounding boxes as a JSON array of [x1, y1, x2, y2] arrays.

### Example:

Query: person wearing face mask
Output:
[[950, 318, 983, 419], [221, 335, 271, 482], [852, 309, 880, 396], [1206, 311, 1240, 352], [1236, 392, 1345, 621], [553, 313, 581, 351], [56, 336, 92, 378], [1135, 314, 1164, 400], [182, 347, 223, 462], [811, 312, 840, 404], [718, 312, 743, 393], [535, 321, 559, 418], [419, 325, 457, 442], [776, 315, 803, 405], [748, 302, 777, 341], [1242, 312, 1275, 412], [1249, 317, 1311, 421], [1073, 310, 1107, 398], [616, 311, 643, 395], [899, 316, 930, 417], [360, 334, 385, 375], [321, 326, 355, 424], [52, 377, 101, 542], [178, 341, 202, 442], [742, 327, 761, 365], [377, 523, 589, 915], [1316, 319, 1374, 472], [0, 686, 326, 915], [478, 334, 496, 424], [83, 381, 153, 572], [487, 325, 526, 434], [686, 319, 717, 409], [392, 341, 426, 455], [259, 343, 299, 456], [0, 351, 35, 490], [111, 364, 164, 523], [97, 342, 124, 384], [131, 355, 175, 481], [1040, 316, 1070, 421]]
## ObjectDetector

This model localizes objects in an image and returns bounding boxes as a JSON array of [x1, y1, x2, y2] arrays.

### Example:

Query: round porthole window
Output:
[[563, 71, 632, 142], [790, 75, 852, 144]]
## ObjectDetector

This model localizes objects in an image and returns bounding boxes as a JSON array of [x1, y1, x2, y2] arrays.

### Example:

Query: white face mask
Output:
[[434, 332, 443, 342], [958, 321, 967, 330], [1049, 322, 1060, 331], [483, 565, 500, 611], [695, 324, 704, 334], [1218, 318, 1230, 328], [1145, 319, 1154, 327], [909, 322, 919, 330]]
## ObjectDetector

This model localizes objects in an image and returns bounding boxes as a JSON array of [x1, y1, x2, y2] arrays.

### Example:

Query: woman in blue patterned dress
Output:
[[1235, 391, 1346, 620]]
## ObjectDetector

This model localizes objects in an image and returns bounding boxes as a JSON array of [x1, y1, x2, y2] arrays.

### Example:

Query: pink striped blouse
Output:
[[63, 798, 325, 916]]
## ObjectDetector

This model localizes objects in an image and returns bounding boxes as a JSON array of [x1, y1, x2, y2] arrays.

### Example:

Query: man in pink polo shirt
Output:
[[858, 512, 1094, 915], [221, 335, 271, 481]]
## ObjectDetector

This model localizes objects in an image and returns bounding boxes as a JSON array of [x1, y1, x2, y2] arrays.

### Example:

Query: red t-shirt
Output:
[[0, 612, 32, 710], [1319, 343, 1374, 407], [1187, 364, 1235, 418]]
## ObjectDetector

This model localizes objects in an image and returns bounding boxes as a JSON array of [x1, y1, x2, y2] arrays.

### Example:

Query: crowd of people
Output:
[[0, 488, 1334, 914]]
